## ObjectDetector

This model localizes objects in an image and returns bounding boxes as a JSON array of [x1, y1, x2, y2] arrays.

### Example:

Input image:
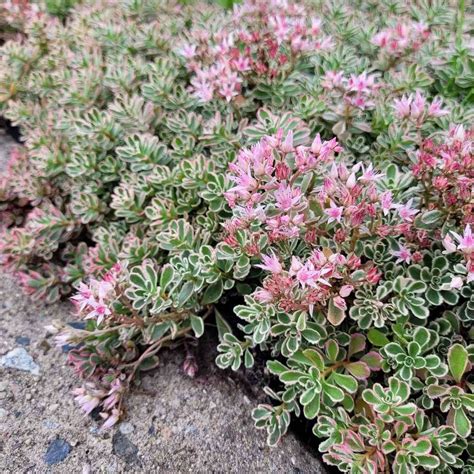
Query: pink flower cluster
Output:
[[71, 264, 122, 325], [321, 71, 379, 111], [180, 0, 332, 102], [254, 248, 379, 321], [224, 130, 414, 249], [2, 0, 41, 25], [72, 378, 124, 429], [393, 91, 449, 124], [372, 22, 430, 58], [413, 125, 473, 220]]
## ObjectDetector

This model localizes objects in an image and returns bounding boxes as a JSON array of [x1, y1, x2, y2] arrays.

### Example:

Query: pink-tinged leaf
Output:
[[348, 333, 366, 357], [361, 351, 382, 370], [346, 361, 370, 380], [327, 298, 346, 325]]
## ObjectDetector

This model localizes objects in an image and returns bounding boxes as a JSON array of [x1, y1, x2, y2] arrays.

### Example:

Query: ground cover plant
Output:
[[0, 0, 473, 472]]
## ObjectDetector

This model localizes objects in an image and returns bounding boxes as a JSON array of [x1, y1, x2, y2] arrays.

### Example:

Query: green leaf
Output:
[[149, 322, 171, 341], [159, 264, 174, 292], [202, 279, 223, 305], [215, 308, 232, 342], [177, 281, 194, 306], [368, 328, 390, 347], [453, 408, 471, 438], [303, 392, 320, 419], [190, 315, 204, 338], [448, 344, 468, 382], [332, 373, 358, 394], [267, 360, 287, 375], [138, 355, 160, 372]]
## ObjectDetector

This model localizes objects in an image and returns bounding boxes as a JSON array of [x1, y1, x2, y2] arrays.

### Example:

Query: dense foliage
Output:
[[0, 0, 473, 472]]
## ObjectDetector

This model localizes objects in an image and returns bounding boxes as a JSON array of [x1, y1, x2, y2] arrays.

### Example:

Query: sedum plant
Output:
[[0, 0, 473, 472]]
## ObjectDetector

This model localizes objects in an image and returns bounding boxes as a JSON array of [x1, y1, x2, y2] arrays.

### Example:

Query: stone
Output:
[[44, 438, 72, 465], [112, 432, 140, 466], [0, 408, 7, 419], [118, 422, 134, 435], [0, 348, 40, 375], [15, 336, 31, 347]]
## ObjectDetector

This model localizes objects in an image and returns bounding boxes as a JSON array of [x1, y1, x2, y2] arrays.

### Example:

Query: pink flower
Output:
[[100, 408, 121, 430], [296, 262, 320, 288], [280, 130, 294, 153], [274, 184, 302, 211], [72, 387, 101, 415], [380, 191, 393, 215], [254, 288, 274, 303], [339, 285, 353, 297], [179, 44, 197, 59], [395, 198, 418, 222], [359, 164, 384, 183], [325, 200, 344, 223], [410, 91, 426, 119], [442, 234, 457, 254], [333, 296, 347, 311], [392, 244, 412, 264], [427, 97, 449, 118], [86, 301, 111, 325], [393, 95, 412, 118], [256, 253, 283, 274], [452, 225, 474, 254], [449, 276, 464, 289]]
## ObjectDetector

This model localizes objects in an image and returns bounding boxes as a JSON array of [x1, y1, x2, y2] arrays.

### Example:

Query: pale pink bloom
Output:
[[95, 279, 114, 300], [274, 184, 302, 211], [179, 44, 197, 59], [339, 285, 353, 297], [333, 296, 347, 311], [280, 130, 294, 153], [71, 282, 94, 311], [442, 233, 457, 254], [427, 97, 449, 118], [393, 95, 412, 118], [232, 55, 251, 72], [449, 276, 464, 289], [410, 91, 426, 119], [392, 244, 412, 264], [289, 256, 303, 276], [325, 200, 344, 223], [346, 172, 357, 189], [100, 408, 121, 430], [86, 301, 111, 325], [296, 262, 320, 288], [395, 198, 418, 222], [452, 225, 474, 254], [311, 133, 322, 154], [54, 331, 75, 347], [359, 163, 384, 183], [254, 288, 274, 303], [321, 71, 344, 89], [73, 387, 101, 415], [256, 253, 283, 274], [380, 191, 393, 215]]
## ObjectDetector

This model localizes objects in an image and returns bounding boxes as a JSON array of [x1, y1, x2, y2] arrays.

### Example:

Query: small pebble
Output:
[[0, 348, 40, 375], [0, 408, 7, 419], [119, 422, 134, 435], [44, 438, 72, 465], [15, 336, 31, 347]]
